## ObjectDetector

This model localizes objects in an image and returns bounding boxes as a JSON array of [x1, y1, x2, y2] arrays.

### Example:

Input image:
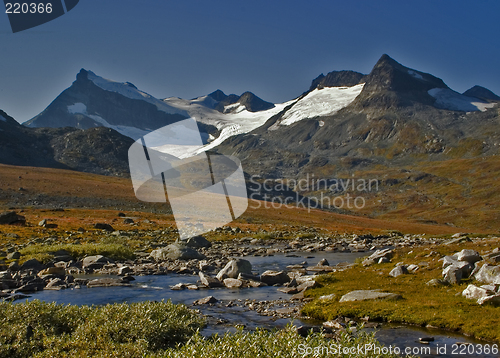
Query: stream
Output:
[[24, 250, 496, 357]]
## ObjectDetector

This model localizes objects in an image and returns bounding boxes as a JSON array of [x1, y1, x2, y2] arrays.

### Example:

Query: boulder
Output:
[[389, 265, 408, 277], [317, 258, 329, 266], [426, 279, 449, 287], [339, 290, 402, 302], [87, 278, 130, 287], [17, 278, 45, 292], [94, 223, 114, 231], [477, 294, 500, 306], [184, 235, 212, 248], [455, 249, 481, 264], [216, 259, 252, 280], [223, 278, 243, 288], [318, 293, 336, 301], [0, 271, 12, 280], [118, 266, 133, 275], [150, 243, 205, 261], [367, 248, 393, 262], [38, 267, 66, 277], [0, 211, 25, 225], [8, 261, 20, 271], [45, 278, 66, 289], [82, 255, 114, 269], [193, 296, 218, 305], [7, 251, 21, 260], [260, 270, 290, 285], [474, 264, 500, 285], [443, 265, 463, 284], [199, 272, 223, 288], [20, 259, 45, 272], [462, 284, 494, 300]]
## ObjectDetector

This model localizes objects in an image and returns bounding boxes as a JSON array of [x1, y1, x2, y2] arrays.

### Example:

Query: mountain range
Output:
[[3, 54, 500, 229]]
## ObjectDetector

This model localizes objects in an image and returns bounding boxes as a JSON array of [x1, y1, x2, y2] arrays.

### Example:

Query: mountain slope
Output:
[[1, 109, 133, 176]]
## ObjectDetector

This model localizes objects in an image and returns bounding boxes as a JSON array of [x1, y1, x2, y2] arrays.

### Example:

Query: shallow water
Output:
[[23, 250, 497, 357]]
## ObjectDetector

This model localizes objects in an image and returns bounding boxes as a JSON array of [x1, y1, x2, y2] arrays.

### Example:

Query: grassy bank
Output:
[[0, 300, 405, 358], [302, 239, 500, 342]]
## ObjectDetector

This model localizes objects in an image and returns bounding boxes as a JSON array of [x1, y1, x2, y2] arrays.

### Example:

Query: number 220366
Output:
[[5, 3, 53, 14]]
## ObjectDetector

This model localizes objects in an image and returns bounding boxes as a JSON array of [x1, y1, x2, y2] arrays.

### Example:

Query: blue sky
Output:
[[1, 0, 499, 123]]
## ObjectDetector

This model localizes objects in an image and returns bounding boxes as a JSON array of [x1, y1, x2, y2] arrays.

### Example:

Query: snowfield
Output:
[[86, 71, 188, 117], [279, 83, 365, 126], [428, 88, 496, 112], [66, 81, 367, 158]]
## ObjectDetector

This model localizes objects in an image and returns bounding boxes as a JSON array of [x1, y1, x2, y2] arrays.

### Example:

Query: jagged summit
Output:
[[310, 70, 366, 90]]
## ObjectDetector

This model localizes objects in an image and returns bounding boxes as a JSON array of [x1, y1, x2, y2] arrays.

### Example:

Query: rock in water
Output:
[[216, 259, 252, 280], [150, 243, 205, 261]]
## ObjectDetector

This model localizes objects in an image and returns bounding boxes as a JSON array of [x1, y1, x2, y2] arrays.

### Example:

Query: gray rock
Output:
[[170, 283, 186, 290], [462, 284, 494, 300], [317, 258, 329, 266], [455, 249, 481, 264], [184, 235, 212, 248], [339, 290, 402, 302], [426, 279, 449, 287], [443, 237, 471, 245], [477, 294, 500, 306], [20, 259, 45, 272], [407, 264, 419, 272], [7, 251, 20, 260], [199, 272, 223, 288], [0, 271, 12, 280], [118, 266, 132, 275], [194, 296, 218, 305], [389, 265, 409, 277], [223, 278, 243, 288], [8, 261, 20, 271], [318, 293, 336, 301], [150, 243, 205, 261], [296, 280, 319, 292], [38, 267, 65, 276], [87, 278, 130, 287], [82, 255, 114, 268], [216, 259, 252, 280], [474, 264, 500, 285], [94, 223, 114, 231], [45, 278, 65, 289], [0, 211, 25, 225], [443, 265, 463, 284], [367, 248, 394, 261], [260, 270, 290, 285]]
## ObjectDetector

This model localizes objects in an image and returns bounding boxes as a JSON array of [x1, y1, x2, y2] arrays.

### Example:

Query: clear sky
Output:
[[1, 0, 499, 123]]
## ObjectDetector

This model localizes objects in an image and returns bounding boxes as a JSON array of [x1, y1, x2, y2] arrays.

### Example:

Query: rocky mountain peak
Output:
[[309, 70, 366, 90], [463, 85, 500, 102], [208, 89, 228, 102], [352, 54, 449, 109]]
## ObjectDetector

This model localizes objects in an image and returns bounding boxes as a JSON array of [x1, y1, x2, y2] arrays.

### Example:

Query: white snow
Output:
[[223, 103, 246, 113], [162, 95, 297, 155], [86, 71, 188, 117], [428, 88, 496, 112], [279, 83, 364, 126], [0, 115, 6, 122], [408, 70, 424, 80], [67, 103, 87, 114]]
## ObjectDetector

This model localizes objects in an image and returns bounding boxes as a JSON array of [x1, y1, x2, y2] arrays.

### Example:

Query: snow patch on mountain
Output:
[[408, 70, 423, 80], [67, 103, 152, 140], [279, 83, 365, 126], [428, 88, 496, 112], [86, 71, 187, 116]]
